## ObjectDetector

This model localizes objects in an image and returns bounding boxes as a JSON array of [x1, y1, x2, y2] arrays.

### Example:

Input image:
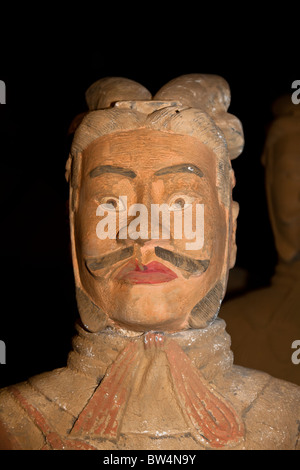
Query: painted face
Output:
[[73, 128, 229, 332], [266, 136, 300, 261]]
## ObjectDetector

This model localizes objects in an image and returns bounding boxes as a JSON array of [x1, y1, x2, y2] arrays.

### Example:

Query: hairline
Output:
[[69, 109, 232, 208]]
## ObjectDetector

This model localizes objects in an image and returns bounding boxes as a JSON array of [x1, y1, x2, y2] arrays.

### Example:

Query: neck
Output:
[[67, 318, 234, 383], [273, 256, 300, 285]]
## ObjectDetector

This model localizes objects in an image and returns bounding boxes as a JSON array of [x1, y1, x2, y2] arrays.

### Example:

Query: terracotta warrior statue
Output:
[[220, 95, 300, 386], [0, 75, 299, 450]]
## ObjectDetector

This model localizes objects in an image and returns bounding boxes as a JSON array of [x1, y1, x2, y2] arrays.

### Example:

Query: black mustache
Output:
[[86, 245, 209, 276], [155, 247, 210, 274], [86, 246, 134, 272]]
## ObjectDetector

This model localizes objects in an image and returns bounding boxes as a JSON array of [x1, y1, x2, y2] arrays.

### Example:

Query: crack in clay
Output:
[[241, 376, 273, 420]]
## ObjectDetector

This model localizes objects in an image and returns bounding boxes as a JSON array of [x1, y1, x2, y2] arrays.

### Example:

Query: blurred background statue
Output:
[[220, 95, 300, 385]]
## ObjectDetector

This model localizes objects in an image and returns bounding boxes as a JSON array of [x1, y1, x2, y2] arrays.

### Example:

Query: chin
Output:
[[109, 305, 188, 333]]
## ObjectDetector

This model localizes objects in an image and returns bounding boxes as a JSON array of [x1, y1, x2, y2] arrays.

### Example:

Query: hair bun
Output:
[[85, 77, 152, 110], [154, 74, 243, 160], [154, 74, 231, 113]]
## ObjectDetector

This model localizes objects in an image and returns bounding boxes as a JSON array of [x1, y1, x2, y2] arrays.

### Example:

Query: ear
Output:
[[229, 200, 239, 269], [68, 152, 107, 333]]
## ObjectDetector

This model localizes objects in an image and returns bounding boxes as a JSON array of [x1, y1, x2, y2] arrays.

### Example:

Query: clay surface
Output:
[[0, 77, 299, 450]]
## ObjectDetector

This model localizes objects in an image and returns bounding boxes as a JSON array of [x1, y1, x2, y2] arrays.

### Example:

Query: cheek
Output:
[[75, 200, 118, 258], [271, 177, 300, 220], [202, 205, 220, 256], [76, 181, 139, 256], [178, 198, 223, 255]]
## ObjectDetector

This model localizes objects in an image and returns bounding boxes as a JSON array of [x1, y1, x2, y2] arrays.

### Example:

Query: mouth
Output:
[[115, 259, 178, 284], [86, 246, 210, 283]]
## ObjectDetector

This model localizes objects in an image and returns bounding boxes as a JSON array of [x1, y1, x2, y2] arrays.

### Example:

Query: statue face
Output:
[[266, 137, 300, 261], [74, 128, 229, 332]]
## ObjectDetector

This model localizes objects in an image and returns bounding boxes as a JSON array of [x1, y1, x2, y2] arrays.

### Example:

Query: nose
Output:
[[116, 202, 174, 246]]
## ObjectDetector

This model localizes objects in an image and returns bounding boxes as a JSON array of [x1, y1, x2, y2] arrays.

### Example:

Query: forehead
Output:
[[81, 128, 217, 177]]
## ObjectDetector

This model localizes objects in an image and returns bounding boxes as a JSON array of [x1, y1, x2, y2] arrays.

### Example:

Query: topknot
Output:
[[154, 74, 243, 160], [83, 74, 244, 161]]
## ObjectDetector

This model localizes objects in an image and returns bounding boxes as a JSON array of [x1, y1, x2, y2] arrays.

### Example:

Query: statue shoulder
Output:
[[227, 365, 300, 449], [0, 366, 98, 450], [0, 380, 46, 449]]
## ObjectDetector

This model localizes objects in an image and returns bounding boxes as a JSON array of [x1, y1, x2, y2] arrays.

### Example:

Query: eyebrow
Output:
[[154, 164, 204, 178], [89, 165, 137, 179]]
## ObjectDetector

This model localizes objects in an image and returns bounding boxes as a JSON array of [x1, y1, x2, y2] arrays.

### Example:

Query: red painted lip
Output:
[[115, 259, 178, 284]]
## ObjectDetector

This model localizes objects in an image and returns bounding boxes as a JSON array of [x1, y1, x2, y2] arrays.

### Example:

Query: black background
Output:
[[0, 10, 299, 389]]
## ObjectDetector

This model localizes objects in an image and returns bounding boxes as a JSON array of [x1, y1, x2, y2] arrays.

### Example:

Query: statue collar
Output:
[[67, 317, 234, 383], [67, 318, 244, 448]]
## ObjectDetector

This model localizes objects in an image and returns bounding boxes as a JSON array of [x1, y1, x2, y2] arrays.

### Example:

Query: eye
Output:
[[168, 194, 195, 211], [98, 196, 126, 212]]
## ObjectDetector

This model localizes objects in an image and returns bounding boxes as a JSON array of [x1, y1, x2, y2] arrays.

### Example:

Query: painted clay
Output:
[[0, 76, 299, 450], [221, 95, 300, 386]]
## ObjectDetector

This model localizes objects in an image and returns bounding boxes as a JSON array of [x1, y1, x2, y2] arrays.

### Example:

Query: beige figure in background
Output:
[[220, 95, 300, 386], [0, 76, 299, 450]]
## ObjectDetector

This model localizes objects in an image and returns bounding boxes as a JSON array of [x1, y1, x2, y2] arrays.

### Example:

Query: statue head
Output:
[[65, 74, 244, 333], [262, 95, 300, 263]]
